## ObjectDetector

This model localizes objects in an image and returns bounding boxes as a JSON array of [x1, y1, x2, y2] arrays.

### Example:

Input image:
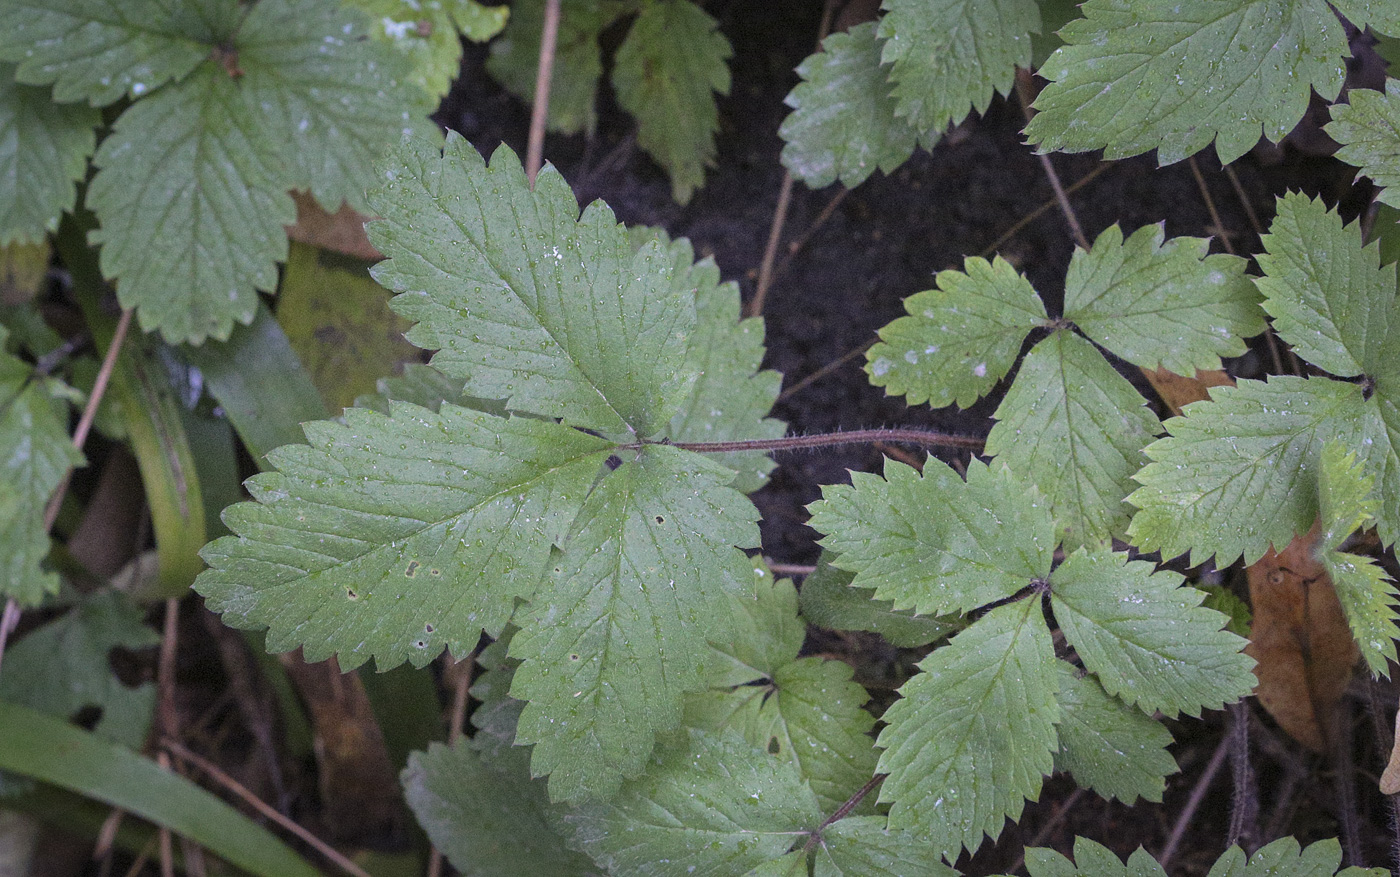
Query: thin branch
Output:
[[1187, 155, 1235, 256], [979, 163, 1111, 258], [1159, 732, 1230, 869], [1226, 699, 1258, 852], [746, 172, 793, 318], [625, 428, 985, 455], [778, 339, 874, 403], [803, 774, 886, 853], [525, 0, 562, 186], [1015, 70, 1088, 250], [1006, 787, 1088, 876]]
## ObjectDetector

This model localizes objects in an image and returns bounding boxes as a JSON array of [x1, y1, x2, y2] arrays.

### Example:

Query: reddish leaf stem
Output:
[[625, 428, 984, 455]]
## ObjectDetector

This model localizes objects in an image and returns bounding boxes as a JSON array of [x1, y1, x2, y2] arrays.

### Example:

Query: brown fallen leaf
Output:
[[1381, 707, 1400, 794], [1245, 523, 1359, 752], [1141, 366, 1235, 417], [285, 191, 382, 263]]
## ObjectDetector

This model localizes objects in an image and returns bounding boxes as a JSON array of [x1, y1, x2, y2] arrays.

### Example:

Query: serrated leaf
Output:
[[1255, 192, 1398, 379], [698, 564, 805, 687], [612, 0, 731, 204], [509, 444, 759, 801], [1316, 440, 1399, 677], [809, 457, 1054, 617], [564, 728, 823, 877], [0, 591, 158, 748], [1053, 665, 1177, 803], [368, 135, 698, 437], [1127, 376, 1367, 566], [779, 22, 922, 189], [1024, 838, 1168, 877], [1207, 837, 1387, 877], [353, 362, 508, 417], [195, 404, 612, 670], [877, 0, 1039, 135], [1050, 548, 1255, 717], [353, 0, 508, 99], [402, 742, 596, 877], [814, 816, 958, 877], [1360, 391, 1400, 547], [0, 0, 236, 105], [0, 66, 99, 245], [867, 255, 1047, 408], [1063, 224, 1263, 373], [799, 554, 960, 648], [876, 599, 1059, 858], [1329, 82, 1400, 208], [1025, 0, 1347, 165], [986, 331, 1160, 548], [1200, 584, 1253, 638]]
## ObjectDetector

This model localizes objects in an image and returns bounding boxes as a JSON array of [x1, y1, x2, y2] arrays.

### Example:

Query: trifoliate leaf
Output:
[[353, 0, 508, 98], [1053, 666, 1176, 804], [1316, 440, 1399, 677], [877, 0, 1039, 136], [876, 599, 1059, 858], [1024, 838, 1168, 877], [0, 328, 82, 604], [612, 0, 731, 204], [0, 0, 237, 105], [809, 458, 1054, 617], [1049, 548, 1255, 717], [195, 404, 612, 670], [780, 23, 922, 189], [0, 591, 159, 748], [1063, 224, 1263, 374], [1206, 837, 1388, 877], [799, 554, 960, 648], [368, 136, 698, 437], [509, 444, 759, 801], [402, 742, 595, 877], [1255, 192, 1397, 379], [867, 256, 1047, 408], [564, 728, 823, 877], [814, 817, 959, 877], [1025, 0, 1348, 165], [986, 331, 1160, 548], [1330, 83, 1400, 208], [0, 66, 99, 245], [1127, 376, 1368, 566]]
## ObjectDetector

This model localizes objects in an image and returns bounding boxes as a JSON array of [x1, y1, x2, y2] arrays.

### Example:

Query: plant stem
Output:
[[624, 428, 984, 455], [803, 774, 887, 853], [525, 0, 561, 186]]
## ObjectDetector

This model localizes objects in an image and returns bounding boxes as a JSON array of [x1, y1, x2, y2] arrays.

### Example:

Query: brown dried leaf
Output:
[[1245, 523, 1359, 751], [1141, 366, 1234, 416], [1381, 707, 1400, 794], [285, 191, 382, 262]]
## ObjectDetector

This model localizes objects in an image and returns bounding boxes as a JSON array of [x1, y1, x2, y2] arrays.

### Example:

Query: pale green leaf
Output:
[[402, 742, 596, 877], [814, 817, 959, 877], [798, 554, 960, 648], [613, 0, 731, 204], [867, 256, 1047, 408], [1052, 665, 1176, 803], [368, 135, 698, 437], [0, 66, 99, 245], [448, 0, 512, 41], [195, 404, 612, 670], [1206, 838, 1387, 877], [1255, 192, 1397, 379], [1316, 440, 1399, 677], [808, 457, 1054, 617], [1328, 82, 1400, 209], [1127, 376, 1367, 566], [1199, 585, 1252, 637], [1360, 391, 1400, 546], [1025, 0, 1348, 165], [779, 23, 922, 189], [564, 728, 823, 877], [509, 444, 760, 801], [353, 0, 508, 98], [876, 599, 1059, 858], [0, 0, 235, 105], [1063, 224, 1263, 373], [1024, 839, 1168, 877], [877, 0, 1039, 135], [0, 591, 158, 748], [1049, 548, 1255, 717], [986, 331, 1160, 548]]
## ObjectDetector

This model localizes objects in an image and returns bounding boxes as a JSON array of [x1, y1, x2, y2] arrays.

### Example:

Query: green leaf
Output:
[[1024, 838, 1167, 877], [876, 599, 1059, 858], [352, 0, 508, 98], [0, 327, 82, 604], [0, 591, 158, 748], [1127, 376, 1366, 566], [195, 404, 612, 670], [612, 0, 731, 204], [1053, 666, 1177, 804], [1025, 0, 1348, 165], [877, 0, 1039, 135], [509, 444, 759, 801], [867, 255, 1047, 408], [1206, 837, 1387, 877], [1316, 440, 1399, 677], [986, 331, 1160, 548], [1361, 391, 1400, 547], [1063, 224, 1263, 374], [0, 0, 236, 105], [813, 816, 959, 877], [402, 742, 596, 877], [1328, 81, 1400, 208], [1200, 585, 1252, 638], [808, 457, 1054, 617], [368, 135, 698, 437], [1255, 192, 1398, 380], [698, 563, 805, 687], [779, 22, 922, 189], [354, 362, 507, 417], [0, 66, 99, 245], [798, 554, 960, 648], [564, 728, 823, 876], [1050, 548, 1255, 717]]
